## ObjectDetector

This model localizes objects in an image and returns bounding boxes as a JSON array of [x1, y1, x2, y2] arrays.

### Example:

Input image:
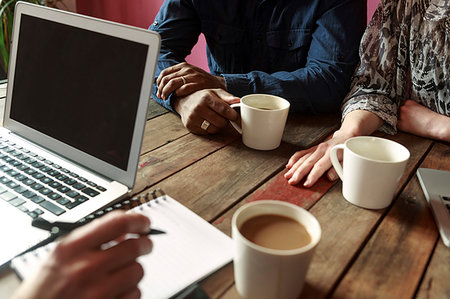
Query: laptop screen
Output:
[[9, 14, 148, 171]]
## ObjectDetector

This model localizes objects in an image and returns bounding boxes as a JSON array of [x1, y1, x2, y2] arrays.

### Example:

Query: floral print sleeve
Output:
[[342, 0, 450, 134]]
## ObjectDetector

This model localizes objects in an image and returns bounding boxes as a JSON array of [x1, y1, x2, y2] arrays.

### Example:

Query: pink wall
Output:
[[367, 0, 380, 24], [75, 0, 209, 71], [76, 0, 381, 72]]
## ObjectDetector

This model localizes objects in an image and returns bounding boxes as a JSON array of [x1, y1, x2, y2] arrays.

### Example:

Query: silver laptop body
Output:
[[416, 168, 450, 247], [0, 2, 160, 267]]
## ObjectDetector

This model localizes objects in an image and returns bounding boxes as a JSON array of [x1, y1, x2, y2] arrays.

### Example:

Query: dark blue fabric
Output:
[[150, 0, 365, 114]]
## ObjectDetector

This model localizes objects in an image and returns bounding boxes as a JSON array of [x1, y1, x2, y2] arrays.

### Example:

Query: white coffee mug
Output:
[[232, 200, 321, 299], [330, 136, 410, 209], [230, 94, 290, 150]]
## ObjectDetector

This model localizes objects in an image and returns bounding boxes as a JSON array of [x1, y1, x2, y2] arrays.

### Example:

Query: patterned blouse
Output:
[[342, 0, 449, 134]]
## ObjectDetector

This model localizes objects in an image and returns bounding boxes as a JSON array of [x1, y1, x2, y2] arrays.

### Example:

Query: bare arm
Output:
[[398, 100, 450, 142]]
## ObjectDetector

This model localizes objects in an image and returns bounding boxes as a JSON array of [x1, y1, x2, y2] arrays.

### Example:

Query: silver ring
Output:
[[181, 76, 187, 85], [200, 120, 210, 131]]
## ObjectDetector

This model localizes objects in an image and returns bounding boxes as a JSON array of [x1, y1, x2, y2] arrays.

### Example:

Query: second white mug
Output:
[[330, 136, 410, 209], [230, 94, 290, 150]]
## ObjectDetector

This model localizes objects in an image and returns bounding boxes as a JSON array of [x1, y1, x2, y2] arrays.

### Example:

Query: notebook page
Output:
[[134, 195, 233, 298]]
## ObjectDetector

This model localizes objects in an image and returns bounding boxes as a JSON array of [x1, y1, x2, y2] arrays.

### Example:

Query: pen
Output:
[[16, 217, 165, 258], [32, 217, 166, 236]]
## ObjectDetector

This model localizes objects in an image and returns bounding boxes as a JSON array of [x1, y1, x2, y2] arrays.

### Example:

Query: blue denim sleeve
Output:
[[223, 0, 365, 114], [149, 0, 201, 113]]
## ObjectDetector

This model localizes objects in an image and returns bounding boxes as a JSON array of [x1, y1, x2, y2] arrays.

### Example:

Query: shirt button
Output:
[[153, 21, 158, 26]]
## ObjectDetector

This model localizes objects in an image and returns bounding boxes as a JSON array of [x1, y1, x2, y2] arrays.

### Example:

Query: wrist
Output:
[[216, 75, 226, 90], [173, 95, 182, 114], [430, 114, 450, 142]]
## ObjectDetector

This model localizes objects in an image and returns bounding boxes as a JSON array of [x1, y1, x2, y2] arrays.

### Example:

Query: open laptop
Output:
[[416, 168, 450, 247], [0, 2, 160, 267]]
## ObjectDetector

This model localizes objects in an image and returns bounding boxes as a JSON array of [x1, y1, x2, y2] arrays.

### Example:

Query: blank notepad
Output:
[[11, 193, 233, 299]]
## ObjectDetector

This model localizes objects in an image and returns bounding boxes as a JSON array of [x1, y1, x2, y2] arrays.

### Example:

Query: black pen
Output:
[[32, 217, 166, 236], [16, 218, 165, 258]]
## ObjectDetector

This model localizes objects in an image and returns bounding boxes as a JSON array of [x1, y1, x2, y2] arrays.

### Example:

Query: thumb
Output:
[[327, 167, 339, 181]]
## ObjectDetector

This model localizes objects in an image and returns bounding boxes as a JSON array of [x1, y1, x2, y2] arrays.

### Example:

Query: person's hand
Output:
[[156, 62, 226, 100], [12, 211, 152, 299], [398, 100, 450, 142], [174, 88, 240, 135], [284, 130, 351, 187], [285, 109, 384, 187]]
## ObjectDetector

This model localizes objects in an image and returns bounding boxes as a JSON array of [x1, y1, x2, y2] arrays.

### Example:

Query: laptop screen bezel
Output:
[[4, 2, 160, 189]]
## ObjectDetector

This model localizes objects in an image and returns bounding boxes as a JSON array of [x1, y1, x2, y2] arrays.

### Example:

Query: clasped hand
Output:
[[156, 62, 226, 100]]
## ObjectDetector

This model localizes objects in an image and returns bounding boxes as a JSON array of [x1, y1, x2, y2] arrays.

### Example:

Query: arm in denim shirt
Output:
[[150, 0, 365, 114]]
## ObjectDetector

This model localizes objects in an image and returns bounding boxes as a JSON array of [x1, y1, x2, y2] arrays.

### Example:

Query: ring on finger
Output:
[[200, 120, 210, 131], [181, 76, 187, 85]]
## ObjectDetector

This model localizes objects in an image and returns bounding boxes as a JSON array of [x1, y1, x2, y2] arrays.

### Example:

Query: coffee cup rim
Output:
[[240, 94, 290, 111], [232, 200, 321, 255], [345, 136, 410, 164]]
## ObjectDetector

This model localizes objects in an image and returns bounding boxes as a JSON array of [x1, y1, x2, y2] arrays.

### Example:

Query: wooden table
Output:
[[0, 99, 449, 299]]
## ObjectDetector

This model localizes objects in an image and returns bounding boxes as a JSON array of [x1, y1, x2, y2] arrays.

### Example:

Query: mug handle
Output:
[[230, 103, 242, 134], [329, 144, 345, 181]]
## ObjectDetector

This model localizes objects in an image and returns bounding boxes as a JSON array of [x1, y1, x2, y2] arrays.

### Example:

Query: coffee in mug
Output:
[[232, 200, 321, 299], [239, 214, 311, 250]]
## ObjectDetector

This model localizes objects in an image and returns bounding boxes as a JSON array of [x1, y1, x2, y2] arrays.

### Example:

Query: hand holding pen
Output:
[[11, 211, 154, 299]]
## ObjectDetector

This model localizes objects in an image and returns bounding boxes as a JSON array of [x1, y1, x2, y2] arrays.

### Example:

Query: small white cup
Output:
[[230, 94, 290, 150], [232, 200, 321, 299], [330, 136, 410, 209]]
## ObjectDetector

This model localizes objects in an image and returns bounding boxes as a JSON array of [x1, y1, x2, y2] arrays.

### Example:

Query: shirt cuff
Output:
[[341, 95, 399, 135], [221, 74, 253, 97]]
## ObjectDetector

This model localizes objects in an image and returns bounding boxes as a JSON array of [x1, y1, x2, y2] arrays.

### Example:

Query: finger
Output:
[[201, 120, 220, 134], [118, 287, 141, 299], [94, 236, 152, 274], [62, 211, 150, 253], [303, 155, 333, 187], [286, 149, 311, 169], [286, 154, 316, 185], [99, 262, 145, 298], [156, 63, 184, 86], [159, 76, 185, 100], [284, 152, 311, 179], [208, 91, 239, 121], [191, 116, 222, 135], [327, 167, 339, 181], [175, 82, 204, 98], [213, 88, 240, 104]]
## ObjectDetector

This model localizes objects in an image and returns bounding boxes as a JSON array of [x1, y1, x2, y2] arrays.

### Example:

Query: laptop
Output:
[[416, 168, 450, 247], [0, 2, 160, 268]]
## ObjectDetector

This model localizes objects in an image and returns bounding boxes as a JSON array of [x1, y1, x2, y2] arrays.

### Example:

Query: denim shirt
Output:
[[150, 0, 365, 114]]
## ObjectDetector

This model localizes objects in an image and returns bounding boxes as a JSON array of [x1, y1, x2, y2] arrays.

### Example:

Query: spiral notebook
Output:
[[10, 189, 233, 299]]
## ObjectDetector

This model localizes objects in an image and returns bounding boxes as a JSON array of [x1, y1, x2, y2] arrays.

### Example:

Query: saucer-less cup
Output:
[[330, 136, 410, 209], [230, 94, 290, 150], [232, 200, 321, 299]]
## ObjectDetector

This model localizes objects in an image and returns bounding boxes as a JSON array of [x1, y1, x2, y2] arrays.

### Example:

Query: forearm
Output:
[[150, 0, 201, 112], [223, 62, 355, 114], [336, 110, 384, 138], [428, 114, 450, 142]]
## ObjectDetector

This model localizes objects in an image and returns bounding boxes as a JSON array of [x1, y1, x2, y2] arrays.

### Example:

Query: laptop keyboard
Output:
[[0, 137, 107, 218]]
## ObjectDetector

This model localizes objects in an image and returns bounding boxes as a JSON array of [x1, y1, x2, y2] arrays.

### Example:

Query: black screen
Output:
[[10, 14, 148, 171]]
